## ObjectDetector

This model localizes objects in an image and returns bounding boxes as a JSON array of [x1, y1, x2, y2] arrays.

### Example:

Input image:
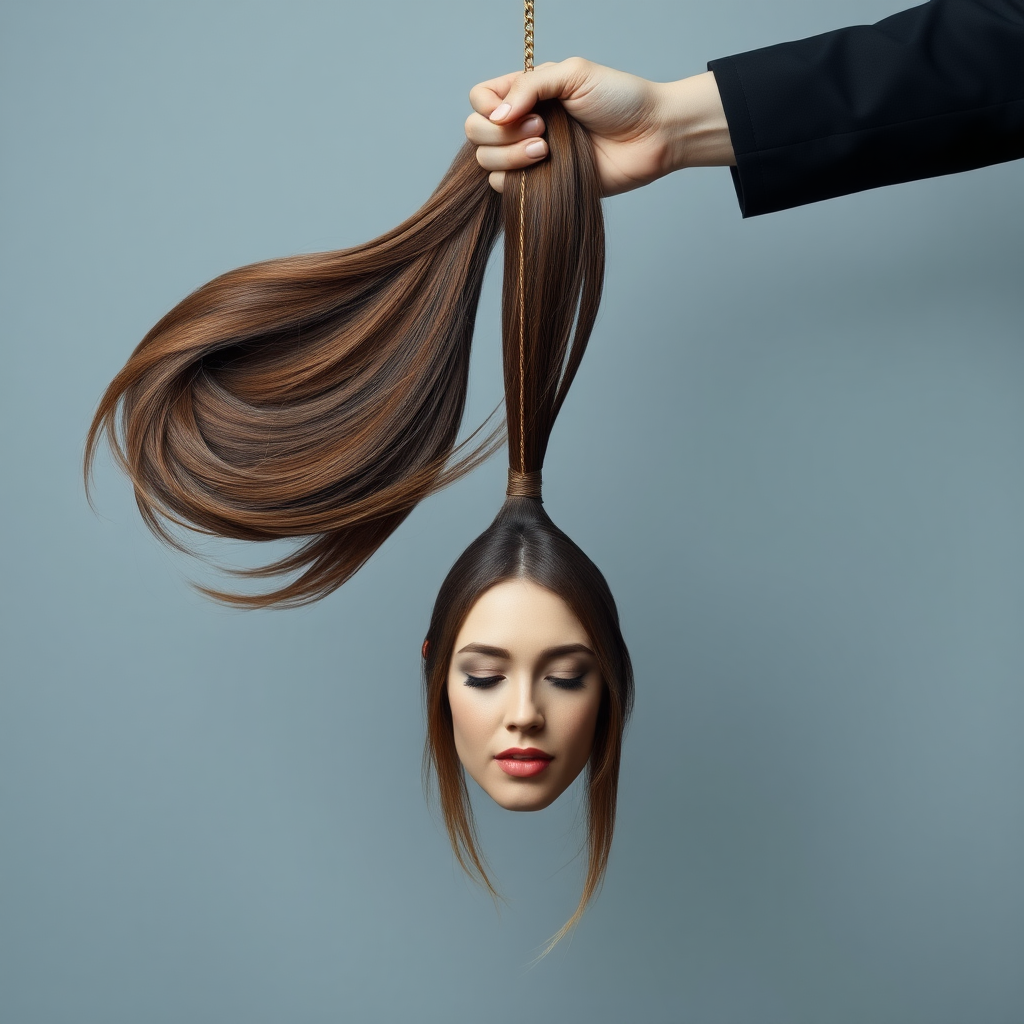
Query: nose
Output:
[[504, 676, 544, 733]]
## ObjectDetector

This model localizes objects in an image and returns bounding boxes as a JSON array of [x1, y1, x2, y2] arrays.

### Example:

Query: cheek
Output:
[[558, 691, 603, 759], [447, 680, 493, 757]]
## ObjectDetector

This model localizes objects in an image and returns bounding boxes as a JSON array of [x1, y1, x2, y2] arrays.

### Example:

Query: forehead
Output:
[[453, 580, 591, 654]]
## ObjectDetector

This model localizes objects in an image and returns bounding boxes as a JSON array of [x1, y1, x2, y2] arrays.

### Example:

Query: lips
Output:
[[495, 747, 553, 778]]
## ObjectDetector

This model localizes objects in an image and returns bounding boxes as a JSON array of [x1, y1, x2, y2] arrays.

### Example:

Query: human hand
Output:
[[466, 58, 735, 196]]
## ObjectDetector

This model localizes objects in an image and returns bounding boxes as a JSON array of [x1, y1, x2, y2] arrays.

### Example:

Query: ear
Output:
[[422, 639, 431, 660]]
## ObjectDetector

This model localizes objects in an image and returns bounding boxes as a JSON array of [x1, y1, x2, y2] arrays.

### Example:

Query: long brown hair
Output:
[[86, 139, 504, 606], [423, 101, 633, 949]]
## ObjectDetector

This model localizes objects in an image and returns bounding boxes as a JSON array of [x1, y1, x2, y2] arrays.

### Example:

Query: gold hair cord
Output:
[[517, 0, 534, 476], [506, 468, 542, 498]]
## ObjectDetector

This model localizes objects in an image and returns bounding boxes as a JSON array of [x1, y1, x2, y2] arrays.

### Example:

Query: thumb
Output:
[[488, 59, 584, 123]]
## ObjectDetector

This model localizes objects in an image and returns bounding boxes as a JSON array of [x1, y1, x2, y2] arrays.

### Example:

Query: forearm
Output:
[[654, 71, 736, 172]]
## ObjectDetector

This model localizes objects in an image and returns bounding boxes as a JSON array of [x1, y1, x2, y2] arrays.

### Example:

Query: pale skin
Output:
[[466, 57, 736, 196], [447, 579, 604, 812]]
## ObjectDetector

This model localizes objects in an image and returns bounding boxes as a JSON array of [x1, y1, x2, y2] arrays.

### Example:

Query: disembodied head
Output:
[[422, 496, 633, 942]]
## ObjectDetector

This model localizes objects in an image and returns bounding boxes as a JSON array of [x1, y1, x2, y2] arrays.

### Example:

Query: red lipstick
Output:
[[495, 747, 553, 778]]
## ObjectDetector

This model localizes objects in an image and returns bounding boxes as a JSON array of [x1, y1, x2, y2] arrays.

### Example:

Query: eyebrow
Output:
[[455, 642, 595, 659]]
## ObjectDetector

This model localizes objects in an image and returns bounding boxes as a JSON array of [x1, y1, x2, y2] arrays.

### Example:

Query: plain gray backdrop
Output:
[[2, 2, 1022, 1022]]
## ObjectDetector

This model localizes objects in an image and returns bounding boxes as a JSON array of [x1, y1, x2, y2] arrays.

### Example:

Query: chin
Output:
[[491, 786, 557, 811], [487, 782, 563, 813]]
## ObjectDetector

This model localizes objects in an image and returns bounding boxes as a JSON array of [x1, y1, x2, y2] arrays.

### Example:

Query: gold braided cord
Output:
[[524, 0, 534, 71], [517, 171, 526, 473], [507, 468, 542, 498], [517, 0, 534, 475]]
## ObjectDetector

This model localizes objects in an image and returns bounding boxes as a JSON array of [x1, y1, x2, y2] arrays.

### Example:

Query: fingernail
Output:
[[525, 139, 547, 157], [523, 115, 542, 132], [490, 102, 512, 122]]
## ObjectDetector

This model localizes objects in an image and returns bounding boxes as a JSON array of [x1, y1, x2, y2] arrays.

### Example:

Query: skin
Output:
[[466, 57, 736, 196], [447, 579, 604, 812]]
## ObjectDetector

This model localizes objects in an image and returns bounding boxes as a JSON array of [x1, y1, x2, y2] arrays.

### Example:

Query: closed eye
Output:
[[548, 674, 586, 691], [464, 674, 503, 688]]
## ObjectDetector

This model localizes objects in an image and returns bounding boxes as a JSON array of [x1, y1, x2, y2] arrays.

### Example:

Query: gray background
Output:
[[2, 1, 1022, 1021]]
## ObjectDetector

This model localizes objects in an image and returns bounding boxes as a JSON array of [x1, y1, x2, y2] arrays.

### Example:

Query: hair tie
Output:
[[506, 469, 542, 500]]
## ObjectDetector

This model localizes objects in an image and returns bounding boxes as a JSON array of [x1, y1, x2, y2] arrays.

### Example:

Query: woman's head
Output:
[[422, 497, 633, 939]]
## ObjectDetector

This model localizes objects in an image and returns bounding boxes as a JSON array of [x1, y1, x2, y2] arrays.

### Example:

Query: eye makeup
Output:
[[463, 674, 503, 688], [548, 672, 587, 691], [461, 670, 591, 690], [451, 621, 598, 698]]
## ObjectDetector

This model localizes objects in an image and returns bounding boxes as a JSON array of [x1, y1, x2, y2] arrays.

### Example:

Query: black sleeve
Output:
[[707, 0, 1024, 217]]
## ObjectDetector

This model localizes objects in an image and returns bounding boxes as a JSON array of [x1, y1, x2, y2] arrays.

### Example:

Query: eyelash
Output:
[[463, 673, 587, 691], [464, 675, 503, 688], [551, 673, 586, 691]]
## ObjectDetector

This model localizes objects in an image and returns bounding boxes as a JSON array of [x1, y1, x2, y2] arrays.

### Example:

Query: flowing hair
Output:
[[85, 138, 504, 606]]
